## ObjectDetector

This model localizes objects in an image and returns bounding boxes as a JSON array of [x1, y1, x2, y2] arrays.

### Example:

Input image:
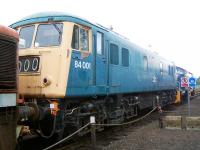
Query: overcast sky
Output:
[[1, 0, 200, 76]]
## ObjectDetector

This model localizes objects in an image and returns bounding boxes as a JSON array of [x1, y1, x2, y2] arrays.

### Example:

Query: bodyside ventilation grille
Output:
[[0, 37, 17, 90]]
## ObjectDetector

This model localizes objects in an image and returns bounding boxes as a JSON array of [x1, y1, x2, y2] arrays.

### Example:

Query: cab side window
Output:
[[71, 25, 89, 51], [72, 25, 79, 49], [80, 28, 89, 51]]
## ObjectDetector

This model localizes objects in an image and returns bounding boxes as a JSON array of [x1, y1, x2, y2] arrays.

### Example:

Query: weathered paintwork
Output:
[[14, 22, 72, 98]]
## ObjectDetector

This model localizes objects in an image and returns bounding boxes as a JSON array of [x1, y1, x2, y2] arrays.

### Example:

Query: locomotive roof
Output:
[[0, 25, 19, 40], [10, 12, 106, 31], [10, 12, 130, 41]]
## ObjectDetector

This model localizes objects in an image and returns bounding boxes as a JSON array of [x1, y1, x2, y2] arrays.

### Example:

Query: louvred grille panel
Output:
[[0, 37, 17, 90]]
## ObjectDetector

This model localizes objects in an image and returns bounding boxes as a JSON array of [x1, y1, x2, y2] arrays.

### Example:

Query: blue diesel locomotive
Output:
[[11, 12, 176, 138]]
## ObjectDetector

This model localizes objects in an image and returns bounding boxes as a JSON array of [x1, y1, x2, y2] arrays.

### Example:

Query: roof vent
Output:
[[109, 25, 113, 31]]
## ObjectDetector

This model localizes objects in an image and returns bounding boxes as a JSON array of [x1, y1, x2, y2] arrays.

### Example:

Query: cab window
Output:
[[35, 23, 63, 47], [71, 25, 89, 51], [19, 25, 35, 49]]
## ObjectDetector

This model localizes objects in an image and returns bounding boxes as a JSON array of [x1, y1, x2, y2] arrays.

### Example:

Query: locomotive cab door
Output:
[[93, 31, 108, 94]]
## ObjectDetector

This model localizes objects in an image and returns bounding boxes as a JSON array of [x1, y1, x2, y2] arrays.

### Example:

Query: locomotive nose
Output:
[[18, 48, 70, 98]]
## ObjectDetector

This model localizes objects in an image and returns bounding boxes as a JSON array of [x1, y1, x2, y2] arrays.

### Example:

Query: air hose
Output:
[[37, 115, 57, 139]]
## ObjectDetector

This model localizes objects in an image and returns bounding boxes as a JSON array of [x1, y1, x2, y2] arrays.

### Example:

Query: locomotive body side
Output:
[[11, 12, 176, 99], [66, 25, 176, 97]]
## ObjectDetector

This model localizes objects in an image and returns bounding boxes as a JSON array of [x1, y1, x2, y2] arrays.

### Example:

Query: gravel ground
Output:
[[102, 96, 200, 150]]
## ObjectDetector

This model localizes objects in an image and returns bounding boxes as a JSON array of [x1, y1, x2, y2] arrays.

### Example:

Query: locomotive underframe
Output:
[[18, 89, 176, 139]]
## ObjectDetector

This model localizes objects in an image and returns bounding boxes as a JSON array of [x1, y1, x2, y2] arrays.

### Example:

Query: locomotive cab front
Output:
[[17, 21, 92, 98]]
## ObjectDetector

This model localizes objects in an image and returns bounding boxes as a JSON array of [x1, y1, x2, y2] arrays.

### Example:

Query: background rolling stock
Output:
[[175, 66, 195, 103], [0, 25, 18, 150], [11, 12, 177, 139]]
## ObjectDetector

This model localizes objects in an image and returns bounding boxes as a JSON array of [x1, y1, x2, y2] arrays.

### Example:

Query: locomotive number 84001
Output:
[[10, 12, 176, 139]]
